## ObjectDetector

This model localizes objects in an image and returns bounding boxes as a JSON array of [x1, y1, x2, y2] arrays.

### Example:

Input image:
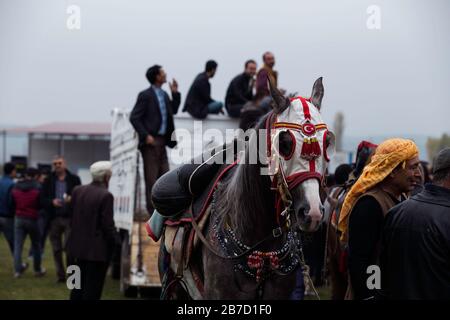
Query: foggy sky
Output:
[[1, 0, 449, 137]]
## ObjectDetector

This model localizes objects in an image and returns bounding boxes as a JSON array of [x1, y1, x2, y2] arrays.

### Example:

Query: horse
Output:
[[158, 77, 335, 299]]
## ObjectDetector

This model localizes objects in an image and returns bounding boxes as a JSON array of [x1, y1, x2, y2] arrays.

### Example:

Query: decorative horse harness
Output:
[[187, 96, 330, 298]]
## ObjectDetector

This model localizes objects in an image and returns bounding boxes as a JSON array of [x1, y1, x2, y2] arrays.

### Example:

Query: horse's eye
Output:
[[279, 131, 296, 160]]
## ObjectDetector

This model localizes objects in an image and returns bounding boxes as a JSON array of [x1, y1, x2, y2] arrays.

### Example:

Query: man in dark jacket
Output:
[[67, 161, 118, 300], [380, 147, 450, 299], [225, 60, 257, 118], [11, 167, 46, 278], [0, 162, 16, 256], [41, 156, 81, 282], [130, 65, 180, 215], [183, 60, 223, 119], [338, 138, 421, 300]]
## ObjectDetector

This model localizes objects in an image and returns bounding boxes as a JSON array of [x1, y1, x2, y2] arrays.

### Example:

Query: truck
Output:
[[109, 108, 239, 297]]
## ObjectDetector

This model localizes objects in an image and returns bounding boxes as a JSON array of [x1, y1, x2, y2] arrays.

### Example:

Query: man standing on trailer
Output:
[[130, 65, 180, 215]]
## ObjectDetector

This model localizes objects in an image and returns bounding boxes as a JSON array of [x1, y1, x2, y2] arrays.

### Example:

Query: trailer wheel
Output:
[[120, 233, 138, 298]]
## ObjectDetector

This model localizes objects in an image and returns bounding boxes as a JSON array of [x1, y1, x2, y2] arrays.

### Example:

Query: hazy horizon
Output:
[[1, 0, 449, 137]]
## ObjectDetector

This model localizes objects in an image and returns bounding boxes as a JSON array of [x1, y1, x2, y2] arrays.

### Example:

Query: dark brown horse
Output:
[[160, 77, 335, 299]]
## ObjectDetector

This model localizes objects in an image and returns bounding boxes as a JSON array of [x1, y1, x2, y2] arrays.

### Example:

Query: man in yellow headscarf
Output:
[[337, 138, 421, 300]]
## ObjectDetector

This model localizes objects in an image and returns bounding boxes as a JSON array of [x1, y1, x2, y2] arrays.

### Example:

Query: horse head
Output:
[[267, 77, 335, 232]]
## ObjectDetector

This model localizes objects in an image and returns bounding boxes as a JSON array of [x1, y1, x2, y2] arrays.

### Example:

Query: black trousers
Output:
[[70, 260, 109, 300]]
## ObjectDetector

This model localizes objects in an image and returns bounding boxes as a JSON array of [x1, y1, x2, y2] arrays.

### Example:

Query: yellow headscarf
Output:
[[338, 138, 419, 242]]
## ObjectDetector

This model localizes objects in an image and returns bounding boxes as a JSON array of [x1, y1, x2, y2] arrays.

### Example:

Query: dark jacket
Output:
[[380, 184, 450, 300], [348, 187, 400, 300], [41, 170, 81, 219], [130, 86, 180, 149], [66, 182, 118, 262], [225, 72, 253, 108], [11, 179, 41, 219], [183, 72, 213, 119], [0, 176, 15, 218]]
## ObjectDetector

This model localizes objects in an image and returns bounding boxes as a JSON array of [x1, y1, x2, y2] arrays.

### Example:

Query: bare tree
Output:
[[333, 112, 344, 152]]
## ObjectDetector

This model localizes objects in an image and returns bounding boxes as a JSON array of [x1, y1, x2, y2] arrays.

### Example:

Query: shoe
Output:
[[14, 272, 22, 279], [21, 262, 29, 273], [34, 268, 47, 277]]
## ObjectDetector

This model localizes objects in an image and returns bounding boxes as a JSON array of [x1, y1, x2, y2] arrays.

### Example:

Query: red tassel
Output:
[[301, 137, 322, 160], [311, 138, 321, 158], [301, 138, 311, 160]]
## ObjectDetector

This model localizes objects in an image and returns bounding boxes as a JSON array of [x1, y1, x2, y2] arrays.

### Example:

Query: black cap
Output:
[[432, 147, 450, 174]]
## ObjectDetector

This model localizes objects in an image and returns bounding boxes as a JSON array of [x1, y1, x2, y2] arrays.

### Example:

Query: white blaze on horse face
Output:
[[302, 179, 323, 229]]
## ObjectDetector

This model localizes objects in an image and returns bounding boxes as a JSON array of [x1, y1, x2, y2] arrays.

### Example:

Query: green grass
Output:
[[0, 234, 125, 300], [0, 234, 332, 300]]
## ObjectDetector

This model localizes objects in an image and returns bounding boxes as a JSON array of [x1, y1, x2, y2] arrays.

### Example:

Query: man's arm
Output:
[[196, 77, 213, 104], [348, 196, 384, 300], [129, 91, 150, 138], [170, 91, 181, 114], [100, 193, 118, 245], [229, 77, 249, 104]]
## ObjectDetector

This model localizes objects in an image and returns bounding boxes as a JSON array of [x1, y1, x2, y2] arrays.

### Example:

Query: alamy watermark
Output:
[[66, 5, 81, 30], [66, 265, 81, 289], [366, 5, 381, 30]]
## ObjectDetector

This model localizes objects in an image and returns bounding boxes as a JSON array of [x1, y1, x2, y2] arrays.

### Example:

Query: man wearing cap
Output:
[[67, 161, 119, 300], [338, 138, 421, 300], [380, 147, 450, 299]]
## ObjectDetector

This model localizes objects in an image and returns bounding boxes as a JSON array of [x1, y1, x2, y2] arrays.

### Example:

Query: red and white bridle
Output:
[[265, 96, 335, 224]]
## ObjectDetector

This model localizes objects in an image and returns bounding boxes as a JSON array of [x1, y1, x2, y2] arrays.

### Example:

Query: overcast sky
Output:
[[0, 0, 449, 137]]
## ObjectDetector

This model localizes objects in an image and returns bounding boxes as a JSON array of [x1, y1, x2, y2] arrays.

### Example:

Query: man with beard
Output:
[[338, 138, 421, 300]]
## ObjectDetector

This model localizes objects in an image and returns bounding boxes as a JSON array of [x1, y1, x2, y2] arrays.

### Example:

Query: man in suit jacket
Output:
[[130, 65, 180, 215], [67, 161, 119, 300], [183, 60, 223, 119], [225, 59, 257, 118], [41, 155, 81, 282]]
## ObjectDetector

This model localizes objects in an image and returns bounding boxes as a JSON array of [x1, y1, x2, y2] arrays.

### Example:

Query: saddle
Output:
[[151, 141, 238, 298]]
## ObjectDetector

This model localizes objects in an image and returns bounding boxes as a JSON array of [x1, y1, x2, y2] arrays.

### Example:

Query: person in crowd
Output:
[[130, 64, 180, 215], [42, 156, 81, 282], [225, 60, 257, 118], [67, 161, 119, 300], [256, 51, 279, 112], [183, 60, 224, 118], [11, 167, 46, 278], [338, 138, 421, 299], [380, 147, 450, 300], [0, 162, 16, 256], [29, 168, 51, 258], [238, 91, 268, 130], [326, 141, 377, 300]]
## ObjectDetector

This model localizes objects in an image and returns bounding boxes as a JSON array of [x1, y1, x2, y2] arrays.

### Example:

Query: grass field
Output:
[[0, 234, 125, 300], [0, 234, 331, 300]]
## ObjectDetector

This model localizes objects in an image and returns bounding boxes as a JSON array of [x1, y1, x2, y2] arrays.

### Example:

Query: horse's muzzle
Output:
[[297, 204, 324, 232]]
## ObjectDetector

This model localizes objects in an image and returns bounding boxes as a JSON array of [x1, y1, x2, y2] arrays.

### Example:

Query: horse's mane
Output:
[[214, 113, 277, 242]]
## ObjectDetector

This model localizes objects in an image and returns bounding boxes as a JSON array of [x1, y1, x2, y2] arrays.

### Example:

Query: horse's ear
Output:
[[268, 75, 290, 114], [310, 77, 324, 110]]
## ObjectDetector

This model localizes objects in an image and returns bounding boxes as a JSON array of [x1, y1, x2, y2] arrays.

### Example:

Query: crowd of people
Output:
[[322, 142, 450, 300], [1, 50, 449, 300], [0, 156, 118, 300]]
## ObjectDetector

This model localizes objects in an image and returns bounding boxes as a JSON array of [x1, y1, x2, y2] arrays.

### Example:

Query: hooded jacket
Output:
[[11, 179, 41, 219]]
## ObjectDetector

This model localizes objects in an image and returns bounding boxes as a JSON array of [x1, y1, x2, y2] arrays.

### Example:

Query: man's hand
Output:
[[63, 194, 71, 204], [146, 135, 155, 145], [52, 199, 63, 207], [169, 78, 178, 93]]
